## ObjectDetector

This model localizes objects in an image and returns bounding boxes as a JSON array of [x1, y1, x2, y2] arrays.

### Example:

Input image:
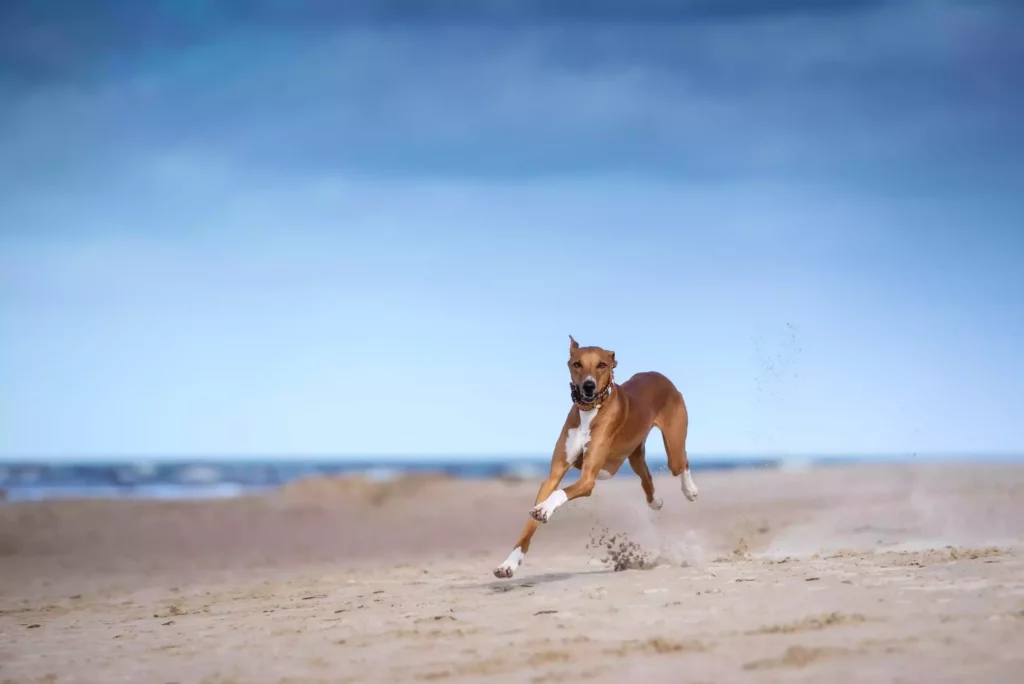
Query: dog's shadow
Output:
[[457, 568, 617, 594]]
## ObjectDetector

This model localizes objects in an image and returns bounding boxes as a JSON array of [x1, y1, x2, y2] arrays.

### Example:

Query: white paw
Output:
[[648, 496, 664, 511], [529, 503, 552, 523], [682, 469, 698, 502], [529, 490, 567, 523], [493, 563, 516, 578], [494, 547, 524, 579]]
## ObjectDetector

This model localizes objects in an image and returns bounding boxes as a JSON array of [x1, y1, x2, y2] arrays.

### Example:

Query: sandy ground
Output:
[[1, 462, 1024, 683]]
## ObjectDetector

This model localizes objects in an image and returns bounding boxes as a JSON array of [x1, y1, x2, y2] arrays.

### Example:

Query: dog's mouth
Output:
[[570, 382, 604, 405]]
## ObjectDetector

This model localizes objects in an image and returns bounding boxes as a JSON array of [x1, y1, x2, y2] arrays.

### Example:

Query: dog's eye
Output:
[[597, 362, 607, 369], [573, 361, 582, 369]]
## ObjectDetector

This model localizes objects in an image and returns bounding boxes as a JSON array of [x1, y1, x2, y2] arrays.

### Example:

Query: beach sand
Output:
[[2, 463, 1023, 683]]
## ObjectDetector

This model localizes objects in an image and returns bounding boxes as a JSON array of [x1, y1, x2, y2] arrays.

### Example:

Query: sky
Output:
[[1, 0, 1022, 459]]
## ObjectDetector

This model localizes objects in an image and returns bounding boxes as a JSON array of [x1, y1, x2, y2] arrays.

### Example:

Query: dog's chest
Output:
[[565, 407, 599, 463]]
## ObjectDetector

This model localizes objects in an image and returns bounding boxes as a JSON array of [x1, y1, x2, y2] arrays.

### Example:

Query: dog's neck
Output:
[[570, 376, 615, 411]]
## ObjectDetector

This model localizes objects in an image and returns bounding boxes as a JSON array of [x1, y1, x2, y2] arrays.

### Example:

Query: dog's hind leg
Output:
[[627, 442, 663, 510], [494, 460, 571, 579], [656, 394, 698, 501]]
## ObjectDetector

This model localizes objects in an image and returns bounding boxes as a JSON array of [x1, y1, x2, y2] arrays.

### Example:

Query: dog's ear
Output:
[[569, 335, 579, 352], [608, 351, 617, 368]]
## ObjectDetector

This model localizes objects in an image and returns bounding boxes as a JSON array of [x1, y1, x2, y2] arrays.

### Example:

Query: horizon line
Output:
[[2, 451, 1022, 464]]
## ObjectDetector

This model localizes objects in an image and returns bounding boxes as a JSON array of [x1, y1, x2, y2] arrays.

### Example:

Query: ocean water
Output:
[[0, 455, 781, 503], [0, 454, 1017, 503]]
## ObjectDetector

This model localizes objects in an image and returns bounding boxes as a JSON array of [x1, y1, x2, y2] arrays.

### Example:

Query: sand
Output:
[[2, 462, 1023, 683]]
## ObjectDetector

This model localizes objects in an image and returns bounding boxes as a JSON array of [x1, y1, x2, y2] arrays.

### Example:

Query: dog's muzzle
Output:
[[581, 379, 597, 399], [570, 380, 607, 406]]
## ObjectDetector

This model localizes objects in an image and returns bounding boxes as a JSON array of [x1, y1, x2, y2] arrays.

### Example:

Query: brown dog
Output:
[[494, 336, 698, 578]]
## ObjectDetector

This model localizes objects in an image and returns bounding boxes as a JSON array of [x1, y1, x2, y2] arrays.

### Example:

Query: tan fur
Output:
[[493, 336, 694, 578]]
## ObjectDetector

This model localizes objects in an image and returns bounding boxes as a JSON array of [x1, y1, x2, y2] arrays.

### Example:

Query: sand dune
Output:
[[2, 463, 1023, 682]]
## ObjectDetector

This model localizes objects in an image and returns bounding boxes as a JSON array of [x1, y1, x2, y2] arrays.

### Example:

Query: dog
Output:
[[494, 335, 698, 578]]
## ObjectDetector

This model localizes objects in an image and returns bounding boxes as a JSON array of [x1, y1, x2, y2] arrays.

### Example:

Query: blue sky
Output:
[[1, 0, 1022, 459]]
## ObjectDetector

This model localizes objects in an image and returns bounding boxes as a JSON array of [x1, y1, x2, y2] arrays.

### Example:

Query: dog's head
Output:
[[567, 335, 617, 403]]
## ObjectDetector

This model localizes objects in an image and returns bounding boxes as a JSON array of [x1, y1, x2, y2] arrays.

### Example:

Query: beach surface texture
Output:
[[2, 463, 1023, 682]]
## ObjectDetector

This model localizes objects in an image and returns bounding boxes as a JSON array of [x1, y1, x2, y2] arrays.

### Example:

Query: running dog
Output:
[[494, 336, 697, 578]]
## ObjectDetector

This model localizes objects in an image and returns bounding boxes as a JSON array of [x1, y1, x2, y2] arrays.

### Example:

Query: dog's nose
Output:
[[582, 379, 597, 395]]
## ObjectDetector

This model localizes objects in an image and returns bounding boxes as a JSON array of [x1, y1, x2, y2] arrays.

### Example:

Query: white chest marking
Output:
[[565, 406, 599, 463]]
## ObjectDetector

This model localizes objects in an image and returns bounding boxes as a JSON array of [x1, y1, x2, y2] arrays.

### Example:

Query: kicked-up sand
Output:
[[1, 462, 1023, 682]]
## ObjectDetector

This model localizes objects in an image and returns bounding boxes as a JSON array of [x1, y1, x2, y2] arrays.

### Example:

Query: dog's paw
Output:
[[648, 496, 664, 511], [494, 547, 524, 578], [529, 490, 567, 523], [493, 564, 515, 579], [682, 469, 699, 502], [529, 490, 566, 523], [529, 504, 552, 523]]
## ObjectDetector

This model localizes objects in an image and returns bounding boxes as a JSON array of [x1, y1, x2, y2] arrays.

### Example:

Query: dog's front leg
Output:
[[529, 448, 607, 524], [494, 460, 571, 579]]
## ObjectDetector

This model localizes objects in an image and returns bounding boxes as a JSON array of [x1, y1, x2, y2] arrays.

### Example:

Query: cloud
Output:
[[2, 2, 1022, 456], [1, 0, 1021, 198], [10, 1, 890, 90]]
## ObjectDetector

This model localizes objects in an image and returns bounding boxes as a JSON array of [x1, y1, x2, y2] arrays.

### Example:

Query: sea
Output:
[[0, 453, 1018, 503]]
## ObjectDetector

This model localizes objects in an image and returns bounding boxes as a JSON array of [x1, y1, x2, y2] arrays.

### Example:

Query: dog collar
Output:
[[570, 377, 614, 410]]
